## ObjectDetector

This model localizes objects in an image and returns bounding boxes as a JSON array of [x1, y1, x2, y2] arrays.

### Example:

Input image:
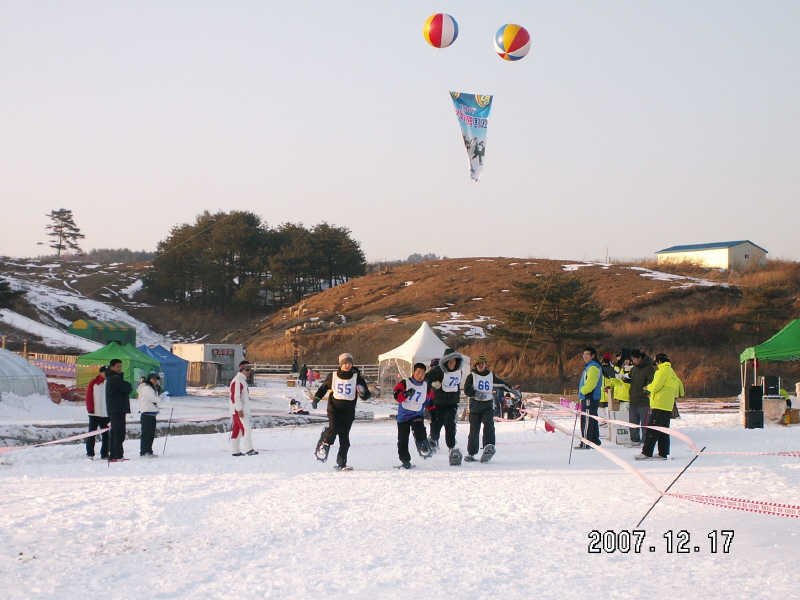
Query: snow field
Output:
[[2, 414, 800, 599]]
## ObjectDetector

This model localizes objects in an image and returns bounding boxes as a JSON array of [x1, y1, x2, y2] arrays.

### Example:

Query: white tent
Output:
[[0, 349, 49, 397], [377, 322, 470, 398]]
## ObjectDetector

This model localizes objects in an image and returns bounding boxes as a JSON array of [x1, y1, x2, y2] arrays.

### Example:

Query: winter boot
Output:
[[480, 444, 496, 463], [428, 437, 439, 454], [394, 462, 415, 470], [449, 447, 463, 466], [416, 439, 433, 459], [463, 454, 477, 462], [334, 465, 353, 471]]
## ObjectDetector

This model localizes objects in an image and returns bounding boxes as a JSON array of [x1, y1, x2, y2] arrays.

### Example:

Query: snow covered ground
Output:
[[2, 381, 800, 599]]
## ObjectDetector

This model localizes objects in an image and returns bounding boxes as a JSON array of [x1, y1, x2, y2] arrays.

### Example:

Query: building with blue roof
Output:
[[656, 240, 767, 269]]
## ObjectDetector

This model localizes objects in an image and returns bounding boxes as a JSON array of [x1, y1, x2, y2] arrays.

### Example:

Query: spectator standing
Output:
[[85, 366, 109, 459], [230, 360, 258, 456], [138, 372, 162, 457], [392, 362, 433, 469], [575, 348, 602, 449], [106, 359, 133, 462], [626, 350, 656, 448], [636, 353, 684, 460], [299, 363, 308, 386]]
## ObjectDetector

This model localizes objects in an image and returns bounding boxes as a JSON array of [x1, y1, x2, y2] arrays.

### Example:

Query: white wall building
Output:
[[656, 240, 767, 269]]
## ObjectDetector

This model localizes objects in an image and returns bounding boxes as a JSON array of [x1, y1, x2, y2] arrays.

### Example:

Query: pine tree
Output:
[[492, 272, 607, 381], [0, 279, 24, 309], [45, 209, 85, 258], [731, 285, 796, 343]]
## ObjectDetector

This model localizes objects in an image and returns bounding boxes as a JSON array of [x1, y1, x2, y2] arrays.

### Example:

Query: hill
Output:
[[3, 255, 799, 397], [239, 257, 800, 396]]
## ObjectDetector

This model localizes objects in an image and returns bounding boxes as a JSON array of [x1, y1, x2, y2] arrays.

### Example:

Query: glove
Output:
[[357, 385, 367, 396], [403, 388, 415, 398], [432, 381, 442, 389], [311, 398, 320, 409]]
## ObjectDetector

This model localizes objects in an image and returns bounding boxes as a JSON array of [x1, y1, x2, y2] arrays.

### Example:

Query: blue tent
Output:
[[138, 345, 189, 397]]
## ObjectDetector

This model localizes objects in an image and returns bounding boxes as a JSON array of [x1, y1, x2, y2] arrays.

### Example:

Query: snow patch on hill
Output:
[[0, 310, 102, 352]]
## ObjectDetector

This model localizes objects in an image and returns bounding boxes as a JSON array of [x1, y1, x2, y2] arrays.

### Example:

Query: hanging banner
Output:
[[450, 92, 493, 183]]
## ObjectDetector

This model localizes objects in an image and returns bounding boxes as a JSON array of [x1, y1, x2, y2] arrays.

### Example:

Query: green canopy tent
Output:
[[76, 342, 160, 395], [739, 319, 800, 387]]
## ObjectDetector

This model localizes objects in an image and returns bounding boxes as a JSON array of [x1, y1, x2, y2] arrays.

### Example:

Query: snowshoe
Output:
[[334, 465, 353, 471], [394, 463, 415, 470], [314, 434, 330, 462], [416, 439, 433, 459], [480, 444, 496, 463], [428, 438, 439, 454], [463, 455, 477, 462], [449, 447, 463, 466]]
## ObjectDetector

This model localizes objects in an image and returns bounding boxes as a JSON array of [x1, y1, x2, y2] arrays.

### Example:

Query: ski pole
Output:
[[567, 412, 579, 465], [161, 408, 174, 456], [636, 446, 706, 527]]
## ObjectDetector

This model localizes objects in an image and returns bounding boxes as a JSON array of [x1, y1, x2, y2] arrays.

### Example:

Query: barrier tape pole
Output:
[[636, 446, 706, 528], [567, 412, 579, 465], [162, 408, 174, 456]]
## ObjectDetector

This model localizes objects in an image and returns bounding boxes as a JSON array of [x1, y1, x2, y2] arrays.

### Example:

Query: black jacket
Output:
[[315, 367, 371, 402], [424, 348, 463, 407], [464, 369, 510, 399], [105, 370, 133, 415], [628, 355, 656, 407]]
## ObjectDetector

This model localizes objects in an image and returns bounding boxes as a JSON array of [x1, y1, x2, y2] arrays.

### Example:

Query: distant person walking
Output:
[[106, 359, 133, 462], [85, 366, 109, 459], [138, 372, 162, 457], [230, 360, 258, 456], [636, 354, 684, 460]]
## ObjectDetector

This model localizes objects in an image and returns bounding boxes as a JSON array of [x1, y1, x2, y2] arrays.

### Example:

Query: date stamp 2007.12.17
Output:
[[588, 530, 734, 554]]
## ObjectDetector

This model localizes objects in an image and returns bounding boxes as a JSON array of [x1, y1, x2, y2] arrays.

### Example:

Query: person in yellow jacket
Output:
[[635, 354, 684, 460]]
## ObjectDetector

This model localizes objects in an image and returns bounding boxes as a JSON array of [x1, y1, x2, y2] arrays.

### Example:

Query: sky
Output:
[[1, 1, 798, 263]]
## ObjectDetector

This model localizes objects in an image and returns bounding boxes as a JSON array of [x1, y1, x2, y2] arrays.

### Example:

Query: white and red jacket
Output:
[[229, 371, 251, 416], [86, 375, 107, 418]]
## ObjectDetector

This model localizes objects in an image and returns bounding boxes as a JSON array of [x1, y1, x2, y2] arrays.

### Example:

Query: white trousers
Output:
[[231, 416, 253, 454]]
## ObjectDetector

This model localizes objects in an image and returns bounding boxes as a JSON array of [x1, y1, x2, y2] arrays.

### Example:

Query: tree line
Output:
[[145, 211, 366, 312]]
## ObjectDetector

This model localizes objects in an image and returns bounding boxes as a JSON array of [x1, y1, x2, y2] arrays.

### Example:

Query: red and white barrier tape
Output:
[[531, 402, 800, 519], [666, 493, 800, 519], [526, 400, 800, 457], [0, 427, 110, 455]]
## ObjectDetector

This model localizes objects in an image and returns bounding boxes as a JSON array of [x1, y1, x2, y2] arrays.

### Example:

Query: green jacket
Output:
[[646, 362, 684, 412]]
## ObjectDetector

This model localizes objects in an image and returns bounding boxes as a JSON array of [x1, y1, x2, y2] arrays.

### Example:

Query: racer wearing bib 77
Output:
[[392, 362, 434, 469]]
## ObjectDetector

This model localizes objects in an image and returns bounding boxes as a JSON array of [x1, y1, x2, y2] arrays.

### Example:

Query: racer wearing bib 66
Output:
[[463, 355, 512, 463], [424, 347, 464, 464], [313, 353, 371, 470], [392, 362, 434, 469]]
